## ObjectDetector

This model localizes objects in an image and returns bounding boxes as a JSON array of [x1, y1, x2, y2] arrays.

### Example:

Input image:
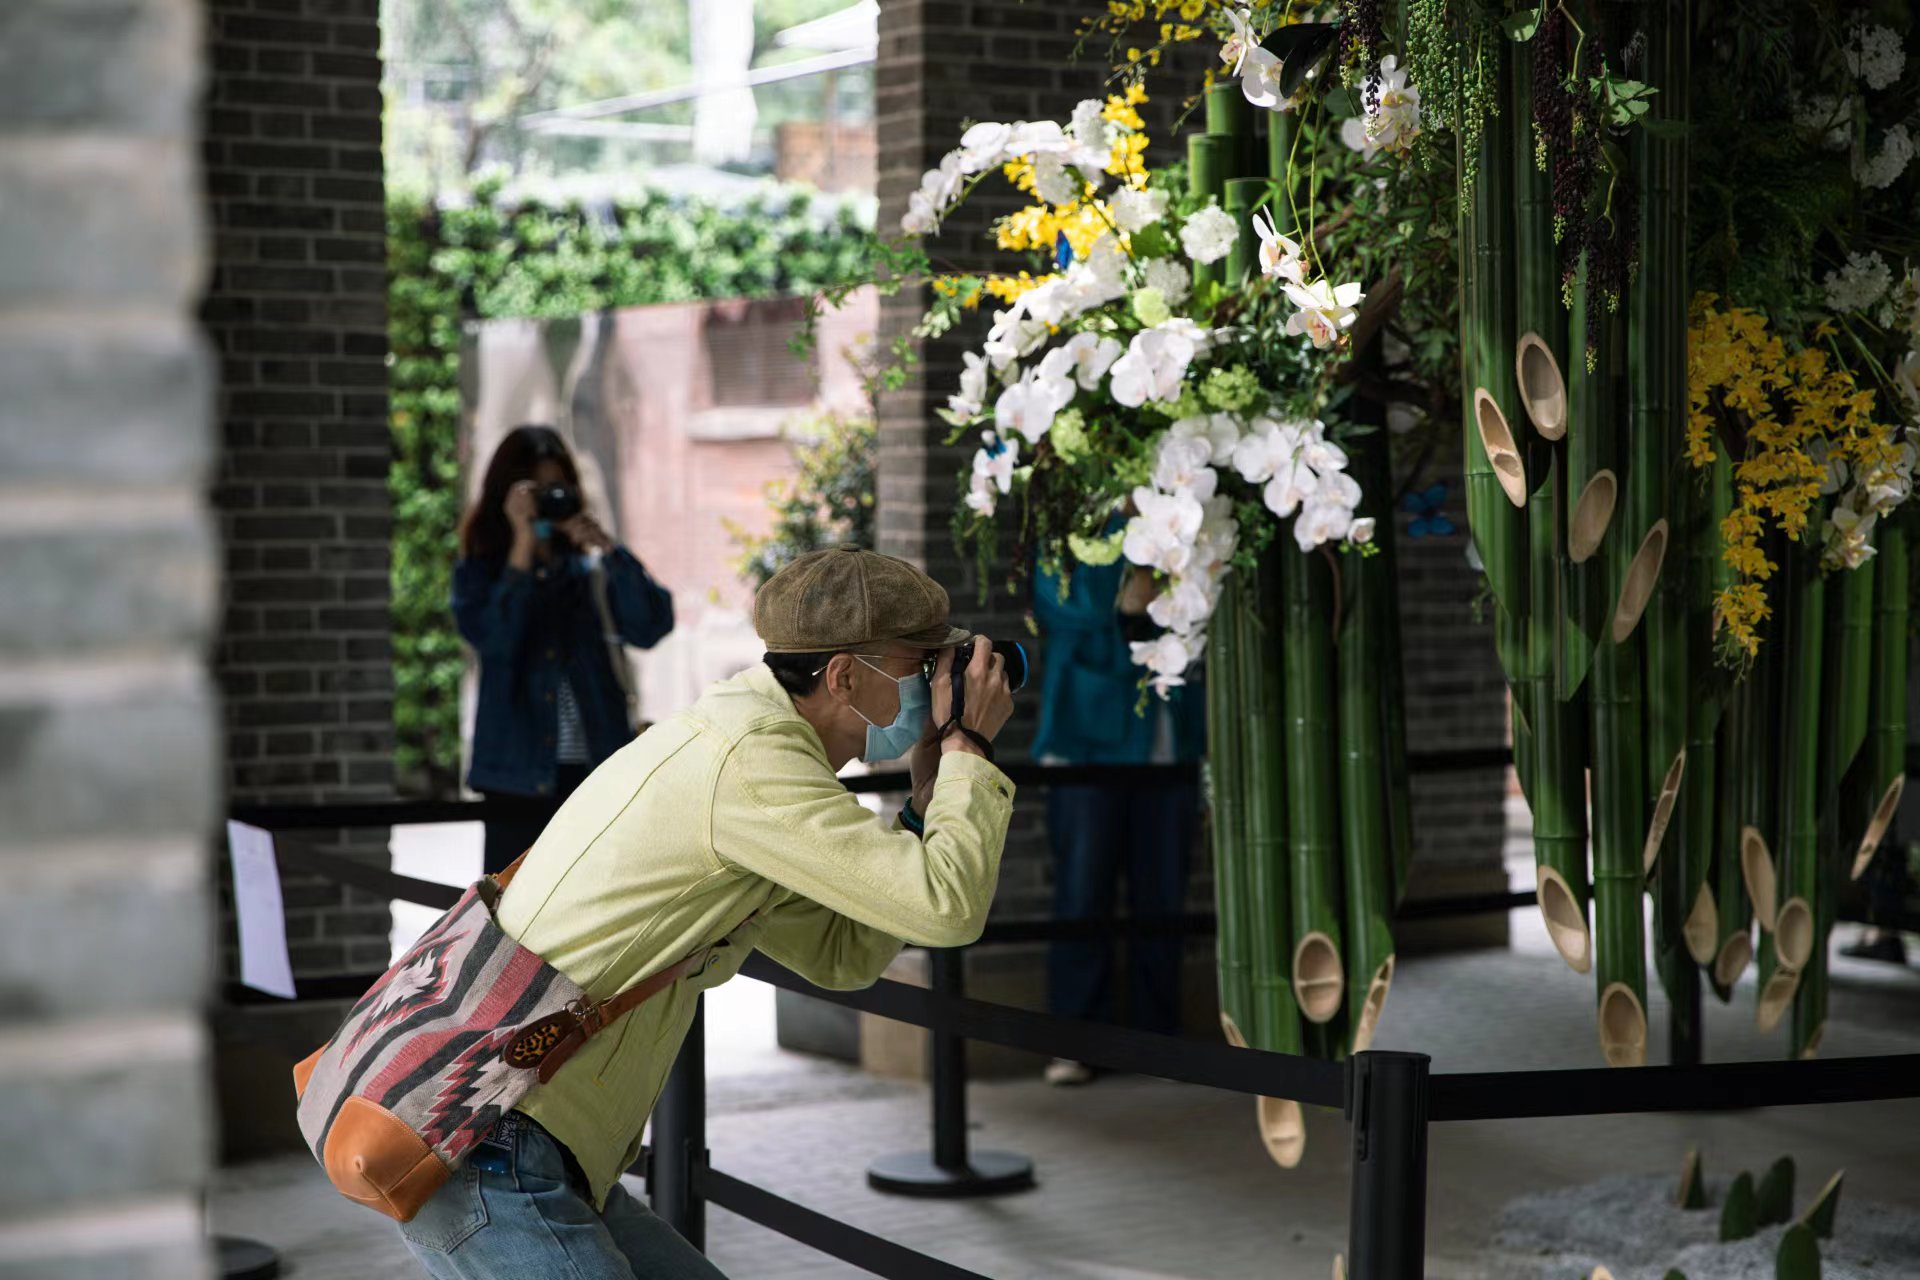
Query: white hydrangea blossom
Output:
[[1845, 23, 1906, 91], [1823, 250, 1894, 314], [1109, 184, 1170, 234], [1855, 124, 1914, 189], [1180, 205, 1238, 265], [1792, 94, 1855, 152], [1141, 256, 1192, 307]]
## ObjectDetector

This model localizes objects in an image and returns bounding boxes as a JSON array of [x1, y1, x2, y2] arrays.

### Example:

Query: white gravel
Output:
[[1489, 1171, 1920, 1280]]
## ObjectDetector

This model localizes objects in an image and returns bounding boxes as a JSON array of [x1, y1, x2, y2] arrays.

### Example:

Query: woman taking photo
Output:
[[455, 425, 674, 873]]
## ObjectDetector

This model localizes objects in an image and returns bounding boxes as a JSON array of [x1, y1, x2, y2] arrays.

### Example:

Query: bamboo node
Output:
[[1597, 983, 1648, 1068]]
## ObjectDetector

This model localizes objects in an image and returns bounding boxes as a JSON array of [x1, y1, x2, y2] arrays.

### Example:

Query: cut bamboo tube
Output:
[[1798, 1170, 1844, 1239], [1222, 1016, 1305, 1167], [1676, 1147, 1708, 1210], [1205, 80, 1256, 179], [1757, 1156, 1796, 1226], [1710, 659, 1754, 999], [1683, 883, 1719, 967], [1853, 774, 1906, 880], [1283, 545, 1345, 1026], [1591, 635, 1649, 1067], [1515, 333, 1568, 439], [1339, 430, 1395, 1053], [1742, 826, 1779, 932], [1240, 556, 1300, 1059], [1609, 520, 1669, 643], [1642, 750, 1687, 874], [1773, 896, 1814, 972], [1568, 472, 1619, 564], [1474, 388, 1528, 507], [1207, 572, 1254, 1042]]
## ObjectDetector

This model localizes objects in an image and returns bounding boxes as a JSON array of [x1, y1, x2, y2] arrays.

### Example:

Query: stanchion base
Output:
[[216, 1236, 281, 1280], [866, 1149, 1035, 1198]]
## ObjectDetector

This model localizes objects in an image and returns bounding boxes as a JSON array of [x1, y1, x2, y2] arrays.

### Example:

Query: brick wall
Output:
[[873, 1, 1509, 944], [203, 0, 395, 981], [0, 0, 218, 1272]]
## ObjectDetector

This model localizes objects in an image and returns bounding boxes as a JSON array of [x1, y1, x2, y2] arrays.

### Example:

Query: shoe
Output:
[[1840, 932, 1908, 965], [1044, 1058, 1094, 1087]]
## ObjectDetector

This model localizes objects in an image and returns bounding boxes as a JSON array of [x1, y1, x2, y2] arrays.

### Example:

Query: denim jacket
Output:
[[453, 546, 674, 796], [1029, 554, 1207, 766]]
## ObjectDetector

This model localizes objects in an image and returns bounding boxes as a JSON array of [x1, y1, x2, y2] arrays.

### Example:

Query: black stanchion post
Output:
[[867, 947, 1035, 1197], [1346, 1050, 1431, 1280], [651, 995, 708, 1250]]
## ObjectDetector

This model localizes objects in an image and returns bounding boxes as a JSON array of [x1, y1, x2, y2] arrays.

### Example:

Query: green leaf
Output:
[[1639, 118, 1692, 141], [1721, 1171, 1759, 1241], [1502, 8, 1543, 41], [1757, 1156, 1796, 1226], [1262, 22, 1337, 99]]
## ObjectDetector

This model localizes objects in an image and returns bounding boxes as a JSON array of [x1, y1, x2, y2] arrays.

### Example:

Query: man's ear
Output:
[[820, 653, 854, 702]]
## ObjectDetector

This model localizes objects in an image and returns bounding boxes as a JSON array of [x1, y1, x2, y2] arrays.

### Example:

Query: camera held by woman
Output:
[[453, 425, 675, 874]]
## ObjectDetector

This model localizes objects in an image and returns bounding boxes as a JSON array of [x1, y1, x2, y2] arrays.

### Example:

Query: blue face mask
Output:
[[532, 518, 554, 541], [850, 657, 932, 763]]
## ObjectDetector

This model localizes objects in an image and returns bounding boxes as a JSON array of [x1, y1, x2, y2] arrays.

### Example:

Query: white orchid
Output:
[[1153, 315, 1217, 354], [994, 359, 1076, 445], [949, 350, 991, 418], [1153, 436, 1220, 501], [1824, 504, 1879, 571], [1180, 205, 1238, 265], [1170, 413, 1241, 466], [983, 307, 1050, 370], [1110, 184, 1171, 234], [1807, 436, 1850, 496], [958, 121, 1016, 171], [1295, 498, 1355, 551], [1123, 486, 1204, 575], [1230, 417, 1305, 484], [1263, 450, 1322, 519], [1349, 517, 1377, 545], [971, 431, 1020, 493], [1283, 277, 1366, 349], [1368, 55, 1422, 157], [1219, 6, 1294, 107], [1340, 115, 1380, 162], [1148, 576, 1216, 634], [1060, 331, 1124, 390], [1141, 257, 1192, 307], [1109, 328, 1197, 408], [1130, 630, 1205, 696], [1251, 211, 1308, 284]]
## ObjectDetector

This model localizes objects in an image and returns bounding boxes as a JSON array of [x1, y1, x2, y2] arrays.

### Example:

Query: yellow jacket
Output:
[[497, 662, 1016, 1206]]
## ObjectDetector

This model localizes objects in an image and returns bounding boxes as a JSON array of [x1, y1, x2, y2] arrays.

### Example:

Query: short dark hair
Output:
[[764, 651, 836, 699]]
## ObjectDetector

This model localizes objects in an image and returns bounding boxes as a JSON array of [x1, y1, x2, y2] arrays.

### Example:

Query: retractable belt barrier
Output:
[[236, 752, 1920, 1280]]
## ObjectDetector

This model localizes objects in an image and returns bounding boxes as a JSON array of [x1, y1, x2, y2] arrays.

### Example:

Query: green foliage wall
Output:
[[388, 181, 878, 793]]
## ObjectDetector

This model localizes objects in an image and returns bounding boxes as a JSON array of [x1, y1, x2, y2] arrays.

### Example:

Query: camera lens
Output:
[[996, 640, 1029, 692]]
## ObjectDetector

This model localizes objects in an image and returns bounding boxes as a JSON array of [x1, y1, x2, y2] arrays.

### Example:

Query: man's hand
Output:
[[942, 636, 1013, 758]]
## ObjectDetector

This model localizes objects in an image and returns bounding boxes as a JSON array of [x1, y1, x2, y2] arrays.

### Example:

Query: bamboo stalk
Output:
[[1826, 557, 1876, 787], [1710, 700, 1754, 996], [1530, 455, 1592, 971], [1207, 572, 1254, 1045], [1366, 434, 1416, 908], [1284, 543, 1345, 1026], [1224, 176, 1266, 290], [1459, 45, 1526, 621], [1560, 262, 1614, 699], [1339, 516, 1395, 1054], [1853, 518, 1908, 879], [1188, 134, 1227, 290], [1777, 538, 1825, 1041], [1240, 557, 1299, 1057], [1591, 632, 1649, 1067], [1206, 80, 1256, 179]]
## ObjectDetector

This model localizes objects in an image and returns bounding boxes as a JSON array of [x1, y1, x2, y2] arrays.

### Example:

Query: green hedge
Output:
[[388, 181, 878, 794]]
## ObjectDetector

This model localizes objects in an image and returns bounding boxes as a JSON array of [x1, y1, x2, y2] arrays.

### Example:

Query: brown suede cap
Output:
[[754, 547, 972, 654]]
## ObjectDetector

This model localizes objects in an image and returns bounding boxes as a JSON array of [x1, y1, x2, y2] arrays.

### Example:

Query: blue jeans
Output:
[[400, 1113, 727, 1280], [1046, 781, 1199, 1036]]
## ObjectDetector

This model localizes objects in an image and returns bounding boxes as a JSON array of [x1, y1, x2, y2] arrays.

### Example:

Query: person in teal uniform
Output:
[[1030, 544, 1206, 1084]]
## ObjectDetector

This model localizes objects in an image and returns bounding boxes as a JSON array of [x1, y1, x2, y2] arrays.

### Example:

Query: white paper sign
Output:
[[227, 820, 298, 999]]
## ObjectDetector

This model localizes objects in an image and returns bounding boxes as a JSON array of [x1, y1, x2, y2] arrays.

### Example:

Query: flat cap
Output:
[[754, 547, 971, 654]]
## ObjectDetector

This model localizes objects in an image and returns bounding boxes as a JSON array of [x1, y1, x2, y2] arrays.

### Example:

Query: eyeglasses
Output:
[[813, 652, 939, 682]]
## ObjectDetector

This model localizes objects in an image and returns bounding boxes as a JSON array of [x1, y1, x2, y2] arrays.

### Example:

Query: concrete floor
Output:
[[213, 889, 1920, 1280]]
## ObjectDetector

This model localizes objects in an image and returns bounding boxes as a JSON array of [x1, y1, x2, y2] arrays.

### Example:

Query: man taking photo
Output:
[[397, 546, 1016, 1280]]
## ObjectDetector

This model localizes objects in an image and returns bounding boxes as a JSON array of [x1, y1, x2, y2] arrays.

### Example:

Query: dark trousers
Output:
[[479, 764, 590, 877], [1046, 780, 1198, 1037]]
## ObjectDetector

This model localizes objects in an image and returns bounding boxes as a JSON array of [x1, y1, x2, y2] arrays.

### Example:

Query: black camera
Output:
[[535, 484, 583, 521], [947, 639, 1029, 730]]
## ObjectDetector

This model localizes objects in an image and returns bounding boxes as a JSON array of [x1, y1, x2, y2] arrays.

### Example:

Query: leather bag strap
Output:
[[533, 913, 757, 1084]]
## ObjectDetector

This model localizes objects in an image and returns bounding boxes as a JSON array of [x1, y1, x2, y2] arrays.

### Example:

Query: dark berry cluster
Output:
[[1343, 0, 1388, 111]]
